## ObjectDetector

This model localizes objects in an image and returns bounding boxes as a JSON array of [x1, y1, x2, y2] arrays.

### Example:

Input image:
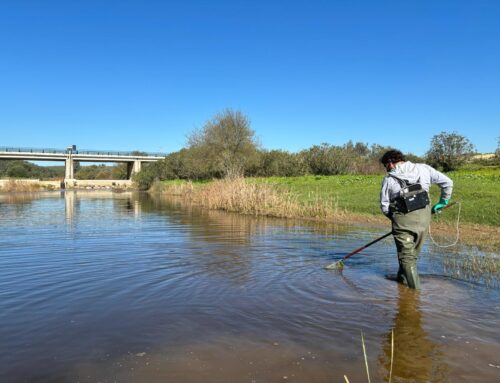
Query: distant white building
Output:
[[471, 153, 495, 160]]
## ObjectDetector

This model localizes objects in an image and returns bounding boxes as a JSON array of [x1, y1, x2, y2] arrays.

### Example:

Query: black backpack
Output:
[[390, 175, 430, 213]]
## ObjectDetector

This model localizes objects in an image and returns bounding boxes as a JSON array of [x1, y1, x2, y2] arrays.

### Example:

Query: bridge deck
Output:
[[0, 147, 166, 162]]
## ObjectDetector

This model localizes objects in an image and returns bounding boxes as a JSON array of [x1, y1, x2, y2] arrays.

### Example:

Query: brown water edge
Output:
[[66, 282, 500, 383], [72, 337, 351, 383], [2, 191, 499, 382], [152, 178, 499, 252]]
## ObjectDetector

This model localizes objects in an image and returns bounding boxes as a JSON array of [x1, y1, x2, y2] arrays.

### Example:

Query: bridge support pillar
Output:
[[64, 158, 74, 180], [127, 160, 142, 179]]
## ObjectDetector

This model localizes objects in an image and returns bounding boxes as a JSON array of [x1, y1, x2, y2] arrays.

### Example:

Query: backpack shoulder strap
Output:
[[389, 173, 407, 188]]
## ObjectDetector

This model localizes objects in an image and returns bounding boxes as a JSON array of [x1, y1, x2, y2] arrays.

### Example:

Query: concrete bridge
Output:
[[0, 145, 166, 185]]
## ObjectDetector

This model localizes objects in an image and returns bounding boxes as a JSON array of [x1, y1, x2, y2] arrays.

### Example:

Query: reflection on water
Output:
[[63, 190, 143, 224], [379, 287, 448, 383], [0, 191, 499, 383]]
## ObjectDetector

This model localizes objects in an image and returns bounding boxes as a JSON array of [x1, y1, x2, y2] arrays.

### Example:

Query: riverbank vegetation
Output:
[[134, 109, 499, 250], [154, 172, 499, 250], [0, 160, 64, 179], [0, 179, 45, 192], [252, 168, 500, 227]]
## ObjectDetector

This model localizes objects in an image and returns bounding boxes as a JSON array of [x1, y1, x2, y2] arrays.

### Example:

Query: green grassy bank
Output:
[[161, 168, 499, 227], [251, 168, 500, 227]]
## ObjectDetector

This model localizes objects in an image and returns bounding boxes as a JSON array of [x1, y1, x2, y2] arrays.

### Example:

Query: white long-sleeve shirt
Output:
[[380, 161, 453, 216]]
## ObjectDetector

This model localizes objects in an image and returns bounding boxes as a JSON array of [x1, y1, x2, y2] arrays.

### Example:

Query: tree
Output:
[[0, 160, 63, 179], [111, 163, 129, 179], [426, 131, 475, 171], [133, 161, 164, 190], [301, 143, 357, 175], [188, 109, 259, 178], [345, 140, 370, 157], [6, 162, 31, 178], [252, 149, 308, 177]]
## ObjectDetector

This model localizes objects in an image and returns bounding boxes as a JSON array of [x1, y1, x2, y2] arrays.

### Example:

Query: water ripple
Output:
[[0, 192, 499, 382]]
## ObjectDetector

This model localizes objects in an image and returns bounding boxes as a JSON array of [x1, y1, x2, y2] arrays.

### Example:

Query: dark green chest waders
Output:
[[391, 204, 431, 289]]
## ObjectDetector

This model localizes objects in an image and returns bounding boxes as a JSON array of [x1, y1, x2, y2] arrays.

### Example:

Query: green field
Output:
[[250, 168, 500, 227]]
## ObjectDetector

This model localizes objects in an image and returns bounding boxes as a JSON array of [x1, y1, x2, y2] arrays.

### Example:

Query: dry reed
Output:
[[0, 179, 43, 192], [344, 330, 394, 383], [160, 178, 348, 221], [389, 329, 394, 383], [150, 179, 194, 196], [361, 331, 371, 383]]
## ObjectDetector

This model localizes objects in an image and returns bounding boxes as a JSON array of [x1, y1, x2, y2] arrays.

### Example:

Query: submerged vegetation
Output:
[[439, 249, 500, 287]]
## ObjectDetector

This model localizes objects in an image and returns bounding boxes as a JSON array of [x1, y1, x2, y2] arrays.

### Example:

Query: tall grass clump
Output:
[[161, 177, 346, 220], [1, 179, 42, 192], [193, 177, 294, 216], [149, 179, 194, 196]]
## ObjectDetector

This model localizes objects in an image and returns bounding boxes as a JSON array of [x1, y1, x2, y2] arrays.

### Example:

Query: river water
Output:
[[0, 191, 498, 383]]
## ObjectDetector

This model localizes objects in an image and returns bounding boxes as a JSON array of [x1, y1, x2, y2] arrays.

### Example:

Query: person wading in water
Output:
[[380, 150, 453, 289]]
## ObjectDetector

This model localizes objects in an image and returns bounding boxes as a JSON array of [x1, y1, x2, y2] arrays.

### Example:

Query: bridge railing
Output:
[[0, 147, 166, 158], [72, 149, 167, 157], [0, 147, 66, 154]]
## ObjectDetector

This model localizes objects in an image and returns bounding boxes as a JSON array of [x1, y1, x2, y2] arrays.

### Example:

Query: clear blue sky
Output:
[[1, 0, 499, 156]]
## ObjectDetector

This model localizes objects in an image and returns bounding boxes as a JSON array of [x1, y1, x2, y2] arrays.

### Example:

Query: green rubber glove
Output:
[[432, 198, 449, 213]]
